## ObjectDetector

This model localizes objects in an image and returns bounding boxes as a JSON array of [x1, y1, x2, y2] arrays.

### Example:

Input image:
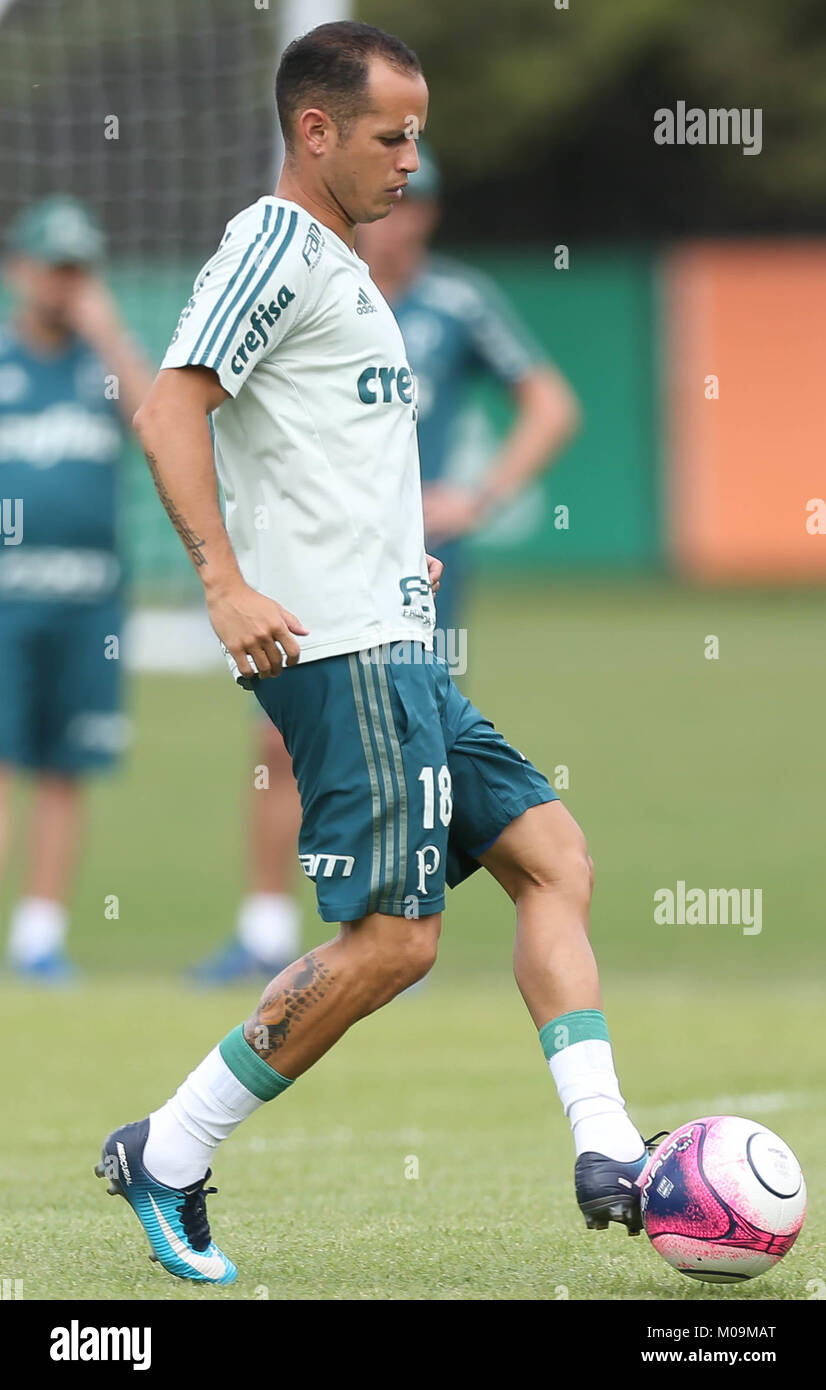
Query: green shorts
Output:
[[253, 643, 557, 922], [0, 597, 126, 773]]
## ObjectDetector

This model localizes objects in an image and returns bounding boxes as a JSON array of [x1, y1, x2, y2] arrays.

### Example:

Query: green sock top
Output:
[[219, 1024, 294, 1102], [539, 1008, 610, 1059]]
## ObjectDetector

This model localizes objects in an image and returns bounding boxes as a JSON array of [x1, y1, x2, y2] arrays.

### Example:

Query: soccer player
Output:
[[191, 141, 580, 983], [97, 21, 650, 1285], [0, 197, 153, 981]]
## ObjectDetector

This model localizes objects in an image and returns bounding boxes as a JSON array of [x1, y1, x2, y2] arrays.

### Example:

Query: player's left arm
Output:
[[424, 272, 581, 544], [472, 363, 580, 519], [63, 272, 155, 424]]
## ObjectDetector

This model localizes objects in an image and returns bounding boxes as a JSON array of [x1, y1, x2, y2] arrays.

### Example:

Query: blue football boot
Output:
[[188, 938, 288, 986], [95, 1118, 237, 1284], [575, 1131, 668, 1235], [10, 950, 81, 985]]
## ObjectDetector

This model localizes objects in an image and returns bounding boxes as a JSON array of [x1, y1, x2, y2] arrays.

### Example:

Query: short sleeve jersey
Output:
[[0, 326, 123, 603], [393, 254, 545, 485], [161, 196, 435, 670]]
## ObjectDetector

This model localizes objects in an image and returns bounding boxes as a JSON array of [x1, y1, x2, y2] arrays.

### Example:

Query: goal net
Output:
[[0, 0, 280, 606]]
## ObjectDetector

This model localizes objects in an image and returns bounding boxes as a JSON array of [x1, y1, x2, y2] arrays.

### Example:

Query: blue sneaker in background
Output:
[[9, 950, 81, 985], [188, 938, 287, 986]]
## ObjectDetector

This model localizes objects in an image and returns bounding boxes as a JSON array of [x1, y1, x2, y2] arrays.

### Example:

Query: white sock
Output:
[[7, 897, 68, 964], [549, 1039, 645, 1161], [143, 1045, 266, 1189], [237, 893, 300, 964]]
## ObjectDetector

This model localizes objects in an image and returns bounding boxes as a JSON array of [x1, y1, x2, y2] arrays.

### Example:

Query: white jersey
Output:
[[161, 196, 435, 671]]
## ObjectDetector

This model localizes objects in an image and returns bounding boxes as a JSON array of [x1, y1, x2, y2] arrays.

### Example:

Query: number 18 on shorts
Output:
[[254, 645, 557, 924]]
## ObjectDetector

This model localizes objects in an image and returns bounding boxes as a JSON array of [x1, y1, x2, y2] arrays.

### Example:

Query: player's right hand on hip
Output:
[[206, 582, 309, 679]]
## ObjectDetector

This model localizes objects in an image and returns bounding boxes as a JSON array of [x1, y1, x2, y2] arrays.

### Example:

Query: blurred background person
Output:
[[190, 141, 580, 985], [0, 195, 153, 982], [359, 141, 580, 641]]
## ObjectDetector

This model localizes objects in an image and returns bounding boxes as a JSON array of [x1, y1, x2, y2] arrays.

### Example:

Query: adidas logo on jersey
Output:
[[356, 287, 377, 315]]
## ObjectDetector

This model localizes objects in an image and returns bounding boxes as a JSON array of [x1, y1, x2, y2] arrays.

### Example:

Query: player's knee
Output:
[[396, 917, 441, 989], [519, 823, 593, 906], [410, 919, 441, 981], [374, 914, 441, 993], [561, 835, 593, 902], [542, 842, 592, 906]]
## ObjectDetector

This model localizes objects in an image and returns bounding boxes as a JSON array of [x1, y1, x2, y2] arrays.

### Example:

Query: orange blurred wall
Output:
[[665, 243, 826, 580]]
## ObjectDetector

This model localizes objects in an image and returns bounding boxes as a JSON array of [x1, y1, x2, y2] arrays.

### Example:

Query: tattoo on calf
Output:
[[244, 952, 333, 1061], [145, 450, 208, 567]]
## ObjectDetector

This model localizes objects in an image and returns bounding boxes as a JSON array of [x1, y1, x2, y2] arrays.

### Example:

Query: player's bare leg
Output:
[[156, 910, 441, 1162], [99, 911, 440, 1282], [249, 723, 302, 898], [192, 724, 303, 982], [26, 774, 84, 899], [479, 800, 650, 1233], [238, 723, 302, 967], [6, 772, 83, 979], [145, 911, 440, 1180], [479, 800, 600, 1024], [242, 910, 441, 1075]]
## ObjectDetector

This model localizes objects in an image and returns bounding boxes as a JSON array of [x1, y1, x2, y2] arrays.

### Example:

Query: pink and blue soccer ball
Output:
[[637, 1116, 806, 1283]]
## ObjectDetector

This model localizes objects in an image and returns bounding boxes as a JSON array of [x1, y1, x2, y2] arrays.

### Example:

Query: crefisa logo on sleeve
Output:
[[230, 285, 295, 375]]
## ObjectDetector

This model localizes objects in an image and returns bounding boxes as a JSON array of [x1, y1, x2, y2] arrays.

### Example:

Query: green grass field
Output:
[[1, 579, 824, 1300]]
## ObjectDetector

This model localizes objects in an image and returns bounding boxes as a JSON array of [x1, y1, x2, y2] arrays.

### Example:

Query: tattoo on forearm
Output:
[[145, 450, 208, 567], [244, 952, 334, 1061]]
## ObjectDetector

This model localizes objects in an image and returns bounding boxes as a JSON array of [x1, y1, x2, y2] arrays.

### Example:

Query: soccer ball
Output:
[[638, 1116, 806, 1283]]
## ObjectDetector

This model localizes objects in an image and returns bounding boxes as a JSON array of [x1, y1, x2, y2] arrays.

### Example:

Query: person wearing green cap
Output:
[[190, 140, 580, 984], [0, 195, 154, 982]]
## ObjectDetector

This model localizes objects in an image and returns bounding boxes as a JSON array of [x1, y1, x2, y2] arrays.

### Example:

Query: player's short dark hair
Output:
[[276, 21, 422, 151]]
